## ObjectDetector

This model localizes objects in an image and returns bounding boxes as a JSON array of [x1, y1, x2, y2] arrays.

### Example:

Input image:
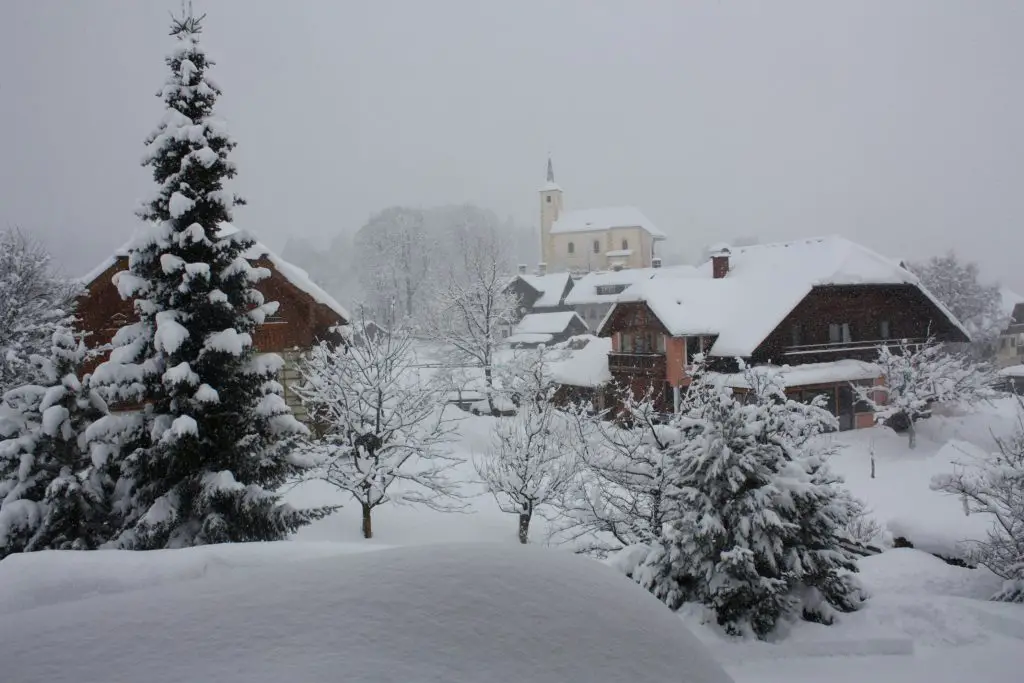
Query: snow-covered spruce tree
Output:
[[295, 311, 462, 539], [425, 224, 518, 416], [931, 401, 1024, 603], [476, 347, 577, 544], [0, 328, 114, 557], [0, 228, 78, 394], [90, 11, 325, 549], [637, 362, 866, 638], [551, 388, 682, 558], [855, 338, 994, 449]]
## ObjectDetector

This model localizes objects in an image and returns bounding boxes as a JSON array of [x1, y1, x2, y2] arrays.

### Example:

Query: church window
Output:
[[593, 240, 600, 254], [621, 238, 628, 250], [546, 195, 551, 203], [567, 241, 575, 254]]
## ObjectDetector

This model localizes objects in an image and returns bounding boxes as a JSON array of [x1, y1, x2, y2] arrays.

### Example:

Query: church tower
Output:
[[539, 156, 563, 270]]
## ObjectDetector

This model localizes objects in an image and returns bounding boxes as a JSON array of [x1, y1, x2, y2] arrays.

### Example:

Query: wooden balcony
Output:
[[783, 337, 928, 358], [608, 352, 666, 378]]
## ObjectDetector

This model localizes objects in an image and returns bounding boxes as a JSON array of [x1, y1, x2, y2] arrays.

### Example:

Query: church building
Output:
[[539, 159, 665, 273]]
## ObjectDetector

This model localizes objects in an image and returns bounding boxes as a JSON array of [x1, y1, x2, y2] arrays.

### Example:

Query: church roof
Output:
[[549, 206, 666, 239]]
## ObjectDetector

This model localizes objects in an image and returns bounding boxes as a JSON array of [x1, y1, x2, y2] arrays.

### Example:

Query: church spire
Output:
[[546, 156, 555, 183]]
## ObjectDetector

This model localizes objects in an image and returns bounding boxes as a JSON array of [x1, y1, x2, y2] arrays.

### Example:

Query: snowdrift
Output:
[[0, 543, 733, 683]]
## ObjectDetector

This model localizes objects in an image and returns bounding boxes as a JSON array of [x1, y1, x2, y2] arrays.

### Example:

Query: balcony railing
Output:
[[783, 337, 929, 358], [608, 352, 666, 377]]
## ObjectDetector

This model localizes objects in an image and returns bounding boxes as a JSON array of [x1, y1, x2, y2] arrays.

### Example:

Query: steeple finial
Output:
[[546, 156, 555, 183]]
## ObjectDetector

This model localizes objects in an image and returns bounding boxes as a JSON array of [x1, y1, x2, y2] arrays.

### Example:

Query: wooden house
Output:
[[75, 227, 350, 422], [594, 237, 970, 430]]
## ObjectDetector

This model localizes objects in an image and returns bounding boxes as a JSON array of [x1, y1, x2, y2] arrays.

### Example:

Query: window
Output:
[[791, 324, 802, 346], [546, 195, 552, 204], [621, 238, 629, 250], [593, 240, 600, 254], [879, 320, 891, 339], [685, 336, 707, 365], [596, 284, 628, 296], [567, 241, 575, 254], [828, 322, 852, 344]]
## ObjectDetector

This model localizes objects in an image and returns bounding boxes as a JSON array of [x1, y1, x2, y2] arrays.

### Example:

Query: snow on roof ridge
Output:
[[513, 310, 583, 335], [550, 206, 666, 238], [78, 222, 350, 322]]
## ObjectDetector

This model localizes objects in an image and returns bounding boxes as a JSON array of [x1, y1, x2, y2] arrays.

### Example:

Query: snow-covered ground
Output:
[[1, 397, 1023, 681]]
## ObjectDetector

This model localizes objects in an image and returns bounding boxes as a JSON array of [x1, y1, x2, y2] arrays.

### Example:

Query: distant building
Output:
[[995, 302, 1024, 369], [505, 311, 588, 348], [592, 236, 970, 429], [75, 226, 350, 423], [539, 158, 665, 273]]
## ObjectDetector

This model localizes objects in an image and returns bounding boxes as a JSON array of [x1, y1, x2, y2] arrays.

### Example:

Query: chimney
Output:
[[710, 245, 731, 279], [652, 257, 662, 269], [518, 264, 527, 275], [537, 262, 547, 276]]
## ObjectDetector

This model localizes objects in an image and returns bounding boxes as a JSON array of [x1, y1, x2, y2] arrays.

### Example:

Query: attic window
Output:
[[879, 320, 891, 339], [596, 284, 628, 296], [829, 323, 852, 344]]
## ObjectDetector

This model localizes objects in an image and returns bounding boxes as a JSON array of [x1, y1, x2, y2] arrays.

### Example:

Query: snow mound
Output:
[[0, 544, 733, 683]]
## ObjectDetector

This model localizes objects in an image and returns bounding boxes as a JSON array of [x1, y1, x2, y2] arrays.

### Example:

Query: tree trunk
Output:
[[484, 364, 498, 416], [517, 513, 531, 544], [908, 420, 917, 450], [361, 503, 373, 539]]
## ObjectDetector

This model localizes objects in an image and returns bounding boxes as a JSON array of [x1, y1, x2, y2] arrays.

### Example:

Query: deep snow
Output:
[[2, 397, 1023, 682], [0, 544, 732, 683]]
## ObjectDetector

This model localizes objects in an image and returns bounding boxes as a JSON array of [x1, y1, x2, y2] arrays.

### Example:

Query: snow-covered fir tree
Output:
[[0, 228, 77, 394], [552, 389, 681, 557], [931, 399, 1024, 603], [855, 338, 994, 449], [295, 311, 462, 539], [477, 347, 576, 543], [90, 10, 324, 549], [636, 362, 866, 638], [0, 328, 113, 557]]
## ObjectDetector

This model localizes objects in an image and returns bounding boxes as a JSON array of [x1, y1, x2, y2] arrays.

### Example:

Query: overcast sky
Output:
[[2, 1, 1022, 290]]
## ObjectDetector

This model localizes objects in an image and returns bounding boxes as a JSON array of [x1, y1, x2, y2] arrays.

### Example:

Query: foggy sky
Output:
[[2, 1, 1022, 291]]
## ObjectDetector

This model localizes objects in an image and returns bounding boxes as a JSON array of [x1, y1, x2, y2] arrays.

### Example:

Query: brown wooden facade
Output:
[[76, 255, 347, 420], [597, 283, 968, 426]]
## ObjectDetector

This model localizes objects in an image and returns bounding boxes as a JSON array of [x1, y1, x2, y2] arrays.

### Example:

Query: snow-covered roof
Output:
[[604, 236, 971, 357], [998, 364, 1024, 378], [513, 311, 583, 336], [1000, 287, 1023, 319], [564, 264, 701, 306], [0, 544, 732, 683], [78, 223, 350, 322], [516, 271, 571, 308], [506, 332, 554, 346], [715, 359, 881, 389], [550, 206, 666, 239], [540, 180, 563, 192], [547, 335, 613, 387]]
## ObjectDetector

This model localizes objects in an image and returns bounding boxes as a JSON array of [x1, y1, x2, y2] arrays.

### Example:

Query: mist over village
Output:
[[1, 3, 1023, 682]]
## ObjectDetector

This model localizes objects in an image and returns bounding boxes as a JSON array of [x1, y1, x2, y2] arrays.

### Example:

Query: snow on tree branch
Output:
[[295, 314, 463, 539]]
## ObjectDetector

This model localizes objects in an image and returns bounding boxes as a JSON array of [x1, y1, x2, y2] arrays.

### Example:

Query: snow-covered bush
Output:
[[90, 10, 325, 549], [0, 328, 113, 557], [855, 338, 994, 449], [0, 229, 77, 395], [636, 362, 867, 638], [295, 316, 462, 539], [550, 389, 681, 558], [477, 347, 576, 543], [931, 401, 1024, 602]]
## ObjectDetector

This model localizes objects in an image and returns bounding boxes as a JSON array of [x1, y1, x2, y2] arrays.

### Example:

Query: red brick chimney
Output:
[[710, 245, 731, 279]]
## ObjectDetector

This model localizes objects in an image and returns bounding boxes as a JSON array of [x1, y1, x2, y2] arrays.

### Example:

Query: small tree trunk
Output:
[[908, 420, 917, 450], [484, 364, 498, 416], [517, 513, 531, 544], [361, 502, 373, 539]]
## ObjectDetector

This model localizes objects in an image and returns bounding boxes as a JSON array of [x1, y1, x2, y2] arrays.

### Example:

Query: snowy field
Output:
[[2, 398, 1023, 681]]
